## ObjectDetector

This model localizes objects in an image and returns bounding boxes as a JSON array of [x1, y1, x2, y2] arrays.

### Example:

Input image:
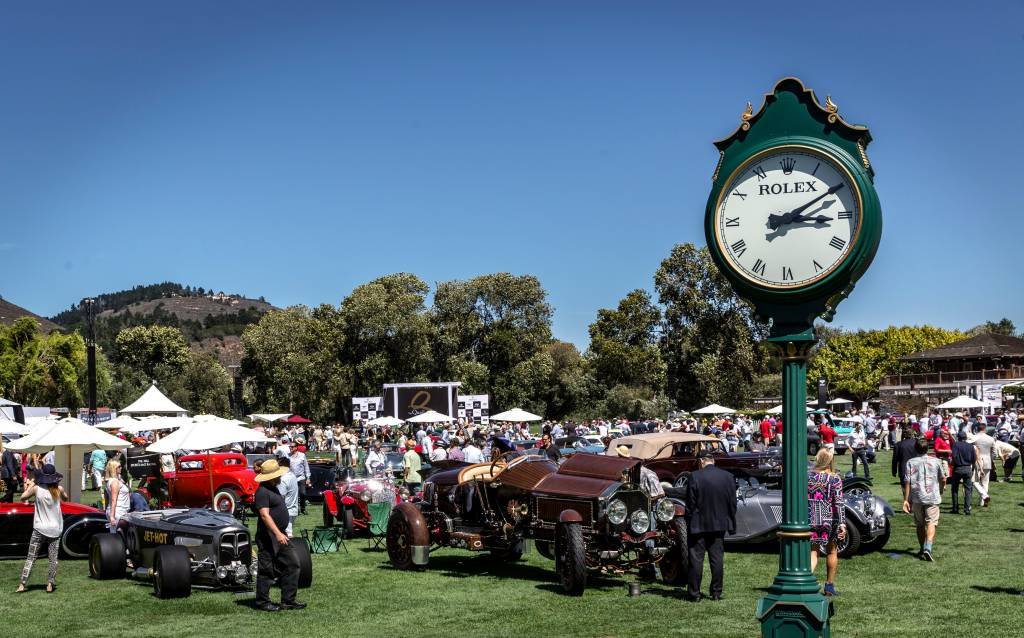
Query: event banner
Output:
[[352, 396, 383, 422], [457, 394, 489, 425], [383, 384, 458, 420]]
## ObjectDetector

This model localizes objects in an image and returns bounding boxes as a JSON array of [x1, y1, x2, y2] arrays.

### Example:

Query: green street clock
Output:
[[705, 78, 881, 331], [703, 78, 882, 638]]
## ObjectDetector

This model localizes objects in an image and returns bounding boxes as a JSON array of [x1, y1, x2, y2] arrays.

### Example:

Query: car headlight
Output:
[[630, 509, 651, 534], [607, 499, 627, 525], [655, 499, 676, 522]]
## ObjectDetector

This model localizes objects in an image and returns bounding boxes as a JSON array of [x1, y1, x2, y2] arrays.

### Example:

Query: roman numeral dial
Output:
[[715, 147, 860, 288]]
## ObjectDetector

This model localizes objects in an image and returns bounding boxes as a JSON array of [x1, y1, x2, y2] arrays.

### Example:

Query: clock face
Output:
[[714, 146, 861, 289]]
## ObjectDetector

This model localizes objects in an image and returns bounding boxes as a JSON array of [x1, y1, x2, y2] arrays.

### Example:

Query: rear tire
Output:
[[556, 522, 587, 596], [386, 504, 427, 571], [342, 507, 354, 536], [836, 518, 862, 558], [213, 488, 240, 515], [153, 545, 191, 599], [292, 538, 313, 588], [659, 517, 688, 585], [89, 534, 126, 580]]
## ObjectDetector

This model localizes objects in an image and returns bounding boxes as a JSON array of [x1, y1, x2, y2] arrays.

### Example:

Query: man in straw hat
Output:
[[252, 459, 305, 612]]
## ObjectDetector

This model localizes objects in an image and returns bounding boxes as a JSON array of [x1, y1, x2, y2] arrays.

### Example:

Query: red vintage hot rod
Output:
[[139, 452, 258, 514]]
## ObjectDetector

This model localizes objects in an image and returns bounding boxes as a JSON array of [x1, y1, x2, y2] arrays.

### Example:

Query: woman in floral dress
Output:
[[807, 448, 846, 596]]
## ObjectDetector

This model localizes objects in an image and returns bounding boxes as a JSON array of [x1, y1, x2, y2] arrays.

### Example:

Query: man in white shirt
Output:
[[365, 442, 388, 475], [276, 457, 300, 537], [430, 442, 448, 462], [463, 440, 484, 464], [968, 428, 995, 507]]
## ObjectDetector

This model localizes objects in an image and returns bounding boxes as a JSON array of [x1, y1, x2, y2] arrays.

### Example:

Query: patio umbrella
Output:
[[406, 410, 454, 424], [367, 415, 405, 427], [282, 414, 312, 425], [121, 415, 192, 433], [936, 395, 986, 410], [147, 420, 274, 510], [490, 408, 543, 422], [6, 417, 129, 502], [827, 398, 854, 405], [766, 405, 784, 415], [693, 403, 736, 415], [97, 414, 142, 430]]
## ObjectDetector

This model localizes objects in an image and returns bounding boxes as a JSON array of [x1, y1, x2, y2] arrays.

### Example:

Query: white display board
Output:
[[352, 396, 384, 421], [457, 394, 489, 425]]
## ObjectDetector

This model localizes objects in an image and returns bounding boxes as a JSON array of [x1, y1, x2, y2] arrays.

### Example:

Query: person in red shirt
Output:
[[760, 417, 773, 443], [818, 419, 837, 449], [774, 418, 784, 446]]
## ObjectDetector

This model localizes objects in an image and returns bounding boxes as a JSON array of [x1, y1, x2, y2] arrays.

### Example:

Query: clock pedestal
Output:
[[755, 327, 832, 638]]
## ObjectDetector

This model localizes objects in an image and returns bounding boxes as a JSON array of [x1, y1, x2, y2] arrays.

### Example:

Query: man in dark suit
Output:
[[892, 426, 918, 486], [684, 450, 737, 601]]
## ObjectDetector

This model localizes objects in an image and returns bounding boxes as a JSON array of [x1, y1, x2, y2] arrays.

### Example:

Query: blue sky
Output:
[[2, 2, 1022, 347]]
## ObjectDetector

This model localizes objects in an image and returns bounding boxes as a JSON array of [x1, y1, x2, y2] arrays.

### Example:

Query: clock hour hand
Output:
[[767, 183, 844, 230], [791, 214, 833, 224]]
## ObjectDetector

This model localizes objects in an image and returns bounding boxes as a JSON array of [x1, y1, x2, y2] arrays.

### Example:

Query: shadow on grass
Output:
[[970, 585, 1024, 596]]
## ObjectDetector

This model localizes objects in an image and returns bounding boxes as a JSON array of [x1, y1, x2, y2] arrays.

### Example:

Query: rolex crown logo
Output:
[[779, 157, 796, 175]]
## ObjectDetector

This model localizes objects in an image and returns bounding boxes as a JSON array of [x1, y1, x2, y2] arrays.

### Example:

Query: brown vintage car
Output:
[[385, 451, 687, 595], [608, 432, 781, 487]]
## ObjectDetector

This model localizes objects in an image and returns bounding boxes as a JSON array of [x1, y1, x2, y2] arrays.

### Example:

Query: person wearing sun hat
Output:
[[16, 464, 68, 593], [252, 458, 305, 612]]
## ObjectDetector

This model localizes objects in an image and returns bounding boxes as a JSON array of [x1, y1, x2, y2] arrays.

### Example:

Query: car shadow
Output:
[[376, 553, 622, 592], [970, 585, 1024, 596]]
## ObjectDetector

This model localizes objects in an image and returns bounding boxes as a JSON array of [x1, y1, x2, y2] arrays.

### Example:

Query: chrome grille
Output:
[[219, 531, 251, 565]]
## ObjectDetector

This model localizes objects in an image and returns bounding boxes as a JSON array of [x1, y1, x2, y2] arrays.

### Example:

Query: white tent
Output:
[[194, 414, 246, 426], [120, 383, 188, 415], [124, 415, 193, 432], [490, 408, 543, 422], [147, 421, 273, 454], [937, 395, 986, 410], [693, 403, 736, 415], [766, 405, 784, 415], [6, 417, 129, 502], [97, 414, 141, 430], [828, 398, 854, 405], [249, 413, 291, 423], [367, 415, 404, 427], [406, 410, 454, 424]]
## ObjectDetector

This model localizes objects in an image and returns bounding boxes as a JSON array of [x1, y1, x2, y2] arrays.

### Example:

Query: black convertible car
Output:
[[726, 474, 892, 557], [0, 501, 107, 560], [90, 508, 313, 598]]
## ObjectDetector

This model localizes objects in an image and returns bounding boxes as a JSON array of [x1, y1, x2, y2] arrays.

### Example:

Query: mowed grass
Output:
[[2, 450, 1023, 638]]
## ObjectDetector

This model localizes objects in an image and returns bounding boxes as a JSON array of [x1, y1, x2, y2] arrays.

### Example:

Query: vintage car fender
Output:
[[323, 490, 339, 516], [340, 494, 357, 506], [392, 502, 431, 565], [558, 509, 583, 524]]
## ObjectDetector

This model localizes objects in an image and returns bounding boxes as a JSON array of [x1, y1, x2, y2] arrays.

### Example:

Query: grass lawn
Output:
[[2, 450, 1022, 637]]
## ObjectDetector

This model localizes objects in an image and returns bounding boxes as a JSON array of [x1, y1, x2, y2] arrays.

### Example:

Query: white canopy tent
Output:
[[490, 408, 543, 422], [828, 398, 855, 405], [936, 395, 986, 410], [120, 383, 188, 415], [766, 405, 784, 415], [406, 410, 454, 424], [123, 415, 193, 433], [367, 415, 404, 427], [194, 414, 246, 426], [693, 403, 736, 415], [146, 421, 273, 454], [248, 413, 291, 423], [6, 417, 128, 502]]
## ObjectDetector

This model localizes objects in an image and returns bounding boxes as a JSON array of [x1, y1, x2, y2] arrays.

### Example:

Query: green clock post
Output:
[[703, 78, 882, 637]]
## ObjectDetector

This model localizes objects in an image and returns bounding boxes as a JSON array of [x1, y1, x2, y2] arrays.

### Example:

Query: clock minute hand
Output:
[[767, 183, 845, 230]]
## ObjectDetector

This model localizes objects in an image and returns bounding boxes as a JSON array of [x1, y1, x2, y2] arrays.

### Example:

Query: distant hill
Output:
[[51, 282, 275, 366], [0, 296, 62, 333]]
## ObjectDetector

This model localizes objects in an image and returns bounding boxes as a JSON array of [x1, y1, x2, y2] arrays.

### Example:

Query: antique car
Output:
[[609, 432, 781, 486], [89, 507, 313, 598], [726, 474, 892, 557], [138, 452, 258, 515], [0, 501, 108, 560], [385, 452, 687, 595], [322, 472, 401, 532], [554, 435, 606, 457]]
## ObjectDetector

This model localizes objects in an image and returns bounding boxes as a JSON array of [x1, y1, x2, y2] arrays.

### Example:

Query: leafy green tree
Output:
[[968, 318, 1018, 337], [114, 325, 190, 381], [161, 352, 233, 416], [655, 243, 769, 410], [587, 289, 666, 391], [808, 325, 966, 401]]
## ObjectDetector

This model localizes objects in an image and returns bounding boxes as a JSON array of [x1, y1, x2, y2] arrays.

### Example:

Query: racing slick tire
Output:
[[212, 488, 241, 515], [153, 545, 192, 599], [836, 518, 862, 558], [535, 540, 554, 560], [292, 538, 313, 588], [659, 516, 688, 585], [89, 534, 126, 580], [556, 522, 587, 596], [387, 503, 428, 571]]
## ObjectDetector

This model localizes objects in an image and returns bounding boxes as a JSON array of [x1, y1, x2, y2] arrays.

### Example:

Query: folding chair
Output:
[[303, 526, 348, 554], [367, 501, 392, 550]]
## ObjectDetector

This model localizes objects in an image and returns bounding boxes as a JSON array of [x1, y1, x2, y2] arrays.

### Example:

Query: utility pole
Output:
[[84, 298, 97, 424]]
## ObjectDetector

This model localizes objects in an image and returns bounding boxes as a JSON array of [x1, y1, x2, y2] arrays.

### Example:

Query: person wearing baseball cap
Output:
[[252, 459, 305, 612], [16, 464, 68, 593]]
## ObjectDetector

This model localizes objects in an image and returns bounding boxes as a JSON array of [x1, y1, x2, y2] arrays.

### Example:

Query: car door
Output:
[[172, 458, 208, 506], [0, 503, 35, 558]]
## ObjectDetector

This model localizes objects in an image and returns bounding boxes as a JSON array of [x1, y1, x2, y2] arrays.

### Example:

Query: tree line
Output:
[[1, 244, 1015, 420]]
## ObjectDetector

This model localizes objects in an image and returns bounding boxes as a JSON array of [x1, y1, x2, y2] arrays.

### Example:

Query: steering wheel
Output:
[[489, 450, 527, 480]]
